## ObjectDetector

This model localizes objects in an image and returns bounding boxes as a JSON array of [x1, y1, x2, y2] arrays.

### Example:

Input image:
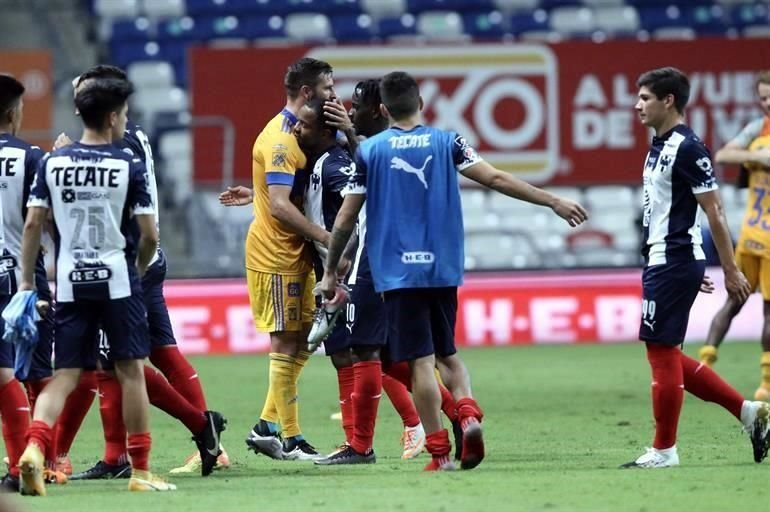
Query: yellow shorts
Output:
[[246, 270, 315, 332], [736, 251, 770, 301]]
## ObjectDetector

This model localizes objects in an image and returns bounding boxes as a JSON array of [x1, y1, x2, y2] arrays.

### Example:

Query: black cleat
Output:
[[452, 419, 463, 461], [0, 473, 19, 493], [282, 438, 322, 461], [314, 445, 376, 465], [70, 460, 131, 480], [194, 410, 227, 477]]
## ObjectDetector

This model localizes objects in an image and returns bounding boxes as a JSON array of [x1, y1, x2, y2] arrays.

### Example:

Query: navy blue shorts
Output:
[[384, 287, 458, 363], [639, 260, 705, 345], [324, 280, 386, 355], [0, 270, 53, 381], [56, 293, 150, 370]]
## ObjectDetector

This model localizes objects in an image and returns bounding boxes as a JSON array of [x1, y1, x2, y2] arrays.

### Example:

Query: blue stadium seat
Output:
[[686, 4, 728, 35], [638, 5, 685, 31], [111, 18, 152, 42], [285, 0, 363, 14], [407, 0, 493, 13], [111, 41, 163, 67], [157, 17, 215, 41], [330, 14, 376, 40], [185, 0, 240, 15], [539, 0, 582, 9], [463, 11, 508, 39], [240, 15, 287, 38], [729, 3, 770, 28], [509, 10, 549, 34], [378, 15, 418, 37]]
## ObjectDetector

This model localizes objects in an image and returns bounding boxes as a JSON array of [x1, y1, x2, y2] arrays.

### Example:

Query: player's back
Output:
[[355, 125, 464, 292], [28, 142, 153, 302], [246, 109, 310, 275], [0, 133, 43, 258]]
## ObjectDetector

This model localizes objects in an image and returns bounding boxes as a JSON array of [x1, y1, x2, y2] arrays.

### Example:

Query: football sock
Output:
[[23, 378, 49, 413], [150, 346, 207, 411], [425, 429, 452, 458], [0, 379, 30, 477], [760, 352, 770, 391], [266, 353, 301, 438], [646, 343, 684, 450], [456, 397, 484, 425], [698, 345, 718, 367], [350, 361, 382, 454], [25, 420, 53, 455], [681, 352, 743, 420], [98, 372, 128, 466], [126, 433, 151, 472], [384, 361, 412, 390], [144, 367, 207, 435], [382, 373, 420, 428], [337, 366, 355, 443], [439, 384, 458, 422], [54, 370, 98, 457], [253, 419, 278, 436]]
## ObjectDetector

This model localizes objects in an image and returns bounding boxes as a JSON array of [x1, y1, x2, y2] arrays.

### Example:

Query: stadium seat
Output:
[[241, 15, 287, 38], [687, 4, 728, 35], [460, 188, 488, 211], [651, 26, 696, 39], [549, 6, 596, 35], [743, 24, 770, 38], [110, 40, 163, 67], [581, 0, 626, 6], [95, 0, 139, 20], [463, 209, 501, 231], [540, 0, 582, 8], [510, 10, 550, 35], [159, 131, 194, 204], [378, 14, 418, 37], [463, 11, 507, 39], [489, 192, 543, 216], [110, 18, 152, 42], [407, 0, 494, 13], [593, 6, 640, 34], [185, 0, 239, 15], [416, 11, 467, 40], [639, 5, 686, 32], [361, 0, 407, 19], [285, 13, 332, 40], [584, 185, 634, 210], [730, 3, 770, 28], [128, 61, 176, 89], [492, 0, 539, 12], [330, 14, 375, 41], [133, 87, 189, 131], [142, 0, 185, 18], [158, 16, 214, 41]]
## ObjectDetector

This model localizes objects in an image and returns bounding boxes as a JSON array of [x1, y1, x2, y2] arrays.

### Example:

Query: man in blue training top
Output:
[[318, 71, 588, 471]]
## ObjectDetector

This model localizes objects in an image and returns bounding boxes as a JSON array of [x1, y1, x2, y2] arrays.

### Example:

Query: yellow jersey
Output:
[[738, 117, 770, 257], [245, 108, 312, 274]]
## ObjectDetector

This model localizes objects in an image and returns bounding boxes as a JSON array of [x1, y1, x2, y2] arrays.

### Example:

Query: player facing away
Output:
[[0, 75, 55, 493], [51, 65, 227, 480], [699, 71, 770, 400], [16, 78, 175, 494], [622, 67, 770, 469], [318, 72, 588, 471], [220, 58, 348, 461]]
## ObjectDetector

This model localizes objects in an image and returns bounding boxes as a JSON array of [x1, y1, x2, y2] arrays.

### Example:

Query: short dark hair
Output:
[[636, 67, 690, 114], [76, 65, 128, 87], [756, 70, 770, 90], [0, 74, 24, 124], [380, 72, 420, 120], [75, 78, 134, 130], [354, 79, 381, 109], [284, 58, 333, 99], [304, 97, 334, 135]]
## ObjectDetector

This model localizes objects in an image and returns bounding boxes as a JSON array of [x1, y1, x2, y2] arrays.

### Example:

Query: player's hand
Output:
[[318, 270, 338, 300], [324, 99, 353, 132], [725, 267, 751, 303], [219, 186, 253, 206], [53, 133, 73, 150], [35, 300, 50, 317], [753, 148, 770, 168], [551, 198, 589, 227], [700, 275, 715, 294]]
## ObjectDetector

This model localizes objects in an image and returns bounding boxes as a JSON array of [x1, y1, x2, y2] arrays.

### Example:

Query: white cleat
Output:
[[741, 400, 770, 463], [282, 440, 323, 461], [245, 430, 284, 460], [401, 423, 426, 460], [620, 446, 679, 469], [307, 283, 350, 351]]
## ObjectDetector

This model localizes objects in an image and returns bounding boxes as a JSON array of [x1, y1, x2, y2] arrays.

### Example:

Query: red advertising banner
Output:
[[0, 51, 52, 150], [165, 270, 761, 355], [191, 39, 770, 186]]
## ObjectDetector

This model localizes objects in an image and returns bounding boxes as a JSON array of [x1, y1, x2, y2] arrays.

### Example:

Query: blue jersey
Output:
[[346, 125, 482, 292], [642, 124, 718, 266], [28, 142, 154, 302]]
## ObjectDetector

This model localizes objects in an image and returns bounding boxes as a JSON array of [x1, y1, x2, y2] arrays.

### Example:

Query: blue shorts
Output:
[[0, 270, 53, 381], [56, 293, 150, 370], [639, 260, 705, 345], [384, 287, 457, 363], [324, 280, 387, 356]]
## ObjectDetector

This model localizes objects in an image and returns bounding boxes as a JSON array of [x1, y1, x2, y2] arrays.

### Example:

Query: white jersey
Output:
[[27, 142, 154, 302]]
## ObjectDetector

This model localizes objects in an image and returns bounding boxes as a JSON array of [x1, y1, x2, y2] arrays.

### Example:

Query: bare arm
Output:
[[18, 207, 47, 291], [135, 213, 159, 276], [461, 160, 588, 226], [714, 141, 770, 167], [269, 184, 330, 245], [696, 190, 751, 302], [320, 194, 366, 297]]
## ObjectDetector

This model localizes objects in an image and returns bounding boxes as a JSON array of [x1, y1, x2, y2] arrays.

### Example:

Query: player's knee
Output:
[[0, 367, 14, 386], [270, 331, 301, 355], [351, 346, 380, 362], [113, 359, 145, 383], [330, 351, 353, 369]]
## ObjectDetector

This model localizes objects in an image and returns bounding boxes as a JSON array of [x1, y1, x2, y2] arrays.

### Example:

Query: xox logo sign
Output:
[[306, 45, 560, 182]]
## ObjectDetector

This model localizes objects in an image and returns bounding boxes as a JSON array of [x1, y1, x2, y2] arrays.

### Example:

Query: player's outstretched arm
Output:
[[136, 213, 159, 276], [18, 207, 47, 291], [461, 160, 588, 227], [714, 141, 770, 167], [696, 190, 751, 303], [219, 185, 253, 206], [268, 184, 330, 245], [320, 194, 365, 298]]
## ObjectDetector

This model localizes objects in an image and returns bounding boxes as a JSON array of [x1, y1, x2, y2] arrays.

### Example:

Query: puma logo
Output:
[[390, 156, 432, 189], [643, 319, 655, 332]]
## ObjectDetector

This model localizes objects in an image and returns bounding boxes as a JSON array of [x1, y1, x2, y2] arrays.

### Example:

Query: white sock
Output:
[[740, 400, 753, 426], [656, 445, 677, 456]]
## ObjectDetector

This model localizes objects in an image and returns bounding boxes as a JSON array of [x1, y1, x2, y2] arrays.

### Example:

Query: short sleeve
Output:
[[678, 141, 718, 194], [326, 154, 356, 195], [23, 146, 45, 199], [452, 133, 483, 172], [26, 154, 50, 209], [127, 158, 154, 215], [343, 147, 367, 196], [730, 118, 764, 149], [265, 133, 304, 187]]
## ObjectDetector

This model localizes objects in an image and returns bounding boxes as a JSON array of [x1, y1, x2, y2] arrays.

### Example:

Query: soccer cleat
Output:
[[18, 444, 46, 496], [193, 410, 227, 477], [0, 473, 19, 493], [400, 424, 426, 460], [245, 430, 284, 460], [620, 446, 679, 469], [307, 282, 350, 351], [460, 417, 485, 470], [43, 469, 68, 485], [128, 470, 177, 492], [171, 445, 231, 474], [314, 445, 375, 465], [70, 460, 132, 480], [424, 455, 456, 471], [55, 455, 72, 476], [698, 345, 718, 367], [282, 439, 323, 461], [451, 419, 463, 461], [742, 401, 770, 463]]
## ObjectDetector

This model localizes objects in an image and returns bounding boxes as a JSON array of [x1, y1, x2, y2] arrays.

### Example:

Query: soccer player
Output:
[[16, 78, 175, 494], [699, 71, 770, 400], [219, 58, 343, 460], [0, 75, 54, 493], [51, 65, 227, 479], [622, 67, 770, 469], [318, 71, 588, 470]]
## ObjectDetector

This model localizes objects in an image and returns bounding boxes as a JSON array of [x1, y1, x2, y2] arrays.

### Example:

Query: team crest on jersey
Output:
[[272, 151, 287, 167], [696, 157, 713, 173], [62, 188, 76, 203], [0, 254, 18, 272]]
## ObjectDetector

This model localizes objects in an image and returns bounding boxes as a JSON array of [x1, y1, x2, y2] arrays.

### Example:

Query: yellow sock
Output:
[[259, 353, 282, 425], [267, 353, 301, 438], [760, 352, 770, 390], [698, 345, 718, 367], [294, 350, 312, 381]]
